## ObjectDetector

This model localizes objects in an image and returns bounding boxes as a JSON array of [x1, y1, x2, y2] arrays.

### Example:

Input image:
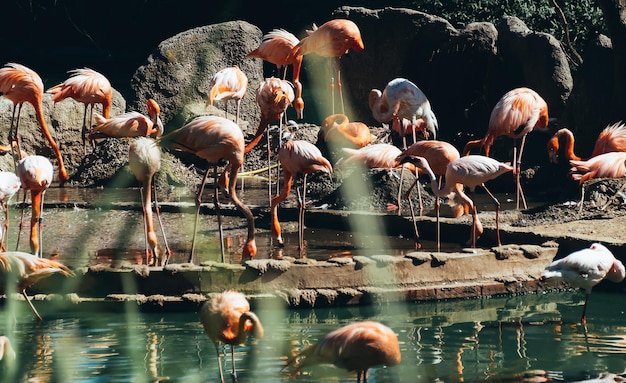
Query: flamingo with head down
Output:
[[207, 65, 248, 125], [90, 98, 163, 140], [291, 19, 364, 117]]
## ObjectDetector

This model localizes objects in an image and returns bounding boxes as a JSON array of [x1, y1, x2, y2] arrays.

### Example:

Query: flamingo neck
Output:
[[227, 164, 256, 259], [230, 311, 263, 344], [270, 170, 293, 243], [244, 118, 270, 154], [559, 129, 580, 161]]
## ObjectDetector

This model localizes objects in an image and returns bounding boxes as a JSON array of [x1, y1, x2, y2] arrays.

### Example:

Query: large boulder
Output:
[[129, 20, 264, 135]]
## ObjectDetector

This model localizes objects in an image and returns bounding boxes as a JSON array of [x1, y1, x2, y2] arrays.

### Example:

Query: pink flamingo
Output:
[[207, 65, 248, 125], [397, 154, 513, 248], [90, 98, 163, 139]]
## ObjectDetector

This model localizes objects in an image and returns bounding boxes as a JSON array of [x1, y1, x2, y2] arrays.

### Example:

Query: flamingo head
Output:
[[242, 239, 257, 261], [547, 135, 559, 164]]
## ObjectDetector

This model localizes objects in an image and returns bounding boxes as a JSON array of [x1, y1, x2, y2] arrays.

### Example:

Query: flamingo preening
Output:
[[207, 65, 248, 126]]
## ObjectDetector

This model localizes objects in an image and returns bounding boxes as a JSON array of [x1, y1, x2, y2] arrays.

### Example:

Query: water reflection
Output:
[[0, 292, 625, 382]]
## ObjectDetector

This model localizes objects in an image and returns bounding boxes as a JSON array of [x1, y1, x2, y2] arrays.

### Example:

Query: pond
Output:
[[1, 291, 625, 382]]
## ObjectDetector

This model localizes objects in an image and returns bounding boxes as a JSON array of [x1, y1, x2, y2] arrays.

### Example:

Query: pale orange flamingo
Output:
[[160, 115, 256, 263], [463, 87, 549, 210], [568, 151, 626, 211], [16, 155, 53, 257], [397, 140, 461, 250], [319, 113, 373, 152], [291, 19, 364, 116], [207, 65, 248, 125], [541, 243, 625, 324], [338, 143, 414, 212], [128, 137, 172, 266], [398, 154, 513, 248], [0, 336, 15, 361], [547, 122, 626, 164], [199, 290, 264, 383], [369, 78, 439, 149], [0, 251, 74, 321], [0, 63, 69, 185], [284, 321, 401, 383], [47, 68, 112, 154], [0, 171, 20, 251], [90, 98, 163, 140], [246, 28, 303, 86], [244, 77, 294, 204], [271, 140, 332, 251]]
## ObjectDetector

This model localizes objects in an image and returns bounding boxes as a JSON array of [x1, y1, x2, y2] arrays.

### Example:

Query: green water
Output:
[[1, 290, 625, 382]]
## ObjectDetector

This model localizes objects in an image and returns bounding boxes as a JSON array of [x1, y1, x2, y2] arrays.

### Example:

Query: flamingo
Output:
[[0, 336, 15, 361], [16, 155, 53, 257], [338, 143, 414, 213], [397, 155, 514, 248], [291, 19, 364, 116], [369, 78, 439, 149], [159, 115, 256, 263], [284, 321, 401, 383], [207, 65, 248, 126], [271, 140, 332, 251], [541, 243, 625, 324], [0, 251, 75, 321], [0, 171, 20, 251], [47, 68, 112, 155], [0, 63, 69, 185], [319, 114, 373, 153], [128, 137, 172, 266], [463, 87, 549, 210], [547, 122, 626, 164], [199, 290, 264, 383], [244, 77, 294, 205], [89, 98, 163, 140], [390, 116, 430, 148], [567, 151, 626, 211], [397, 140, 461, 250], [246, 28, 301, 79]]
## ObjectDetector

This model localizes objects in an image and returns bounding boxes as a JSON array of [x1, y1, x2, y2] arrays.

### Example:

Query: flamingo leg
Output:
[[214, 165, 226, 263], [189, 166, 212, 263], [9, 103, 24, 172], [22, 289, 43, 321], [153, 182, 172, 266], [471, 203, 478, 248], [581, 292, 591, 325], [37, 190, 46, 257], [515, 136, 529, 210], [1, 203, 8, 252], [16, 188, 27, 251], [335, 57, 345, 115], [405, 177, 421, 249], [139, 187, 150, 264], [215, 343, 226, 383], [230, 344, 237, 381], [81, 104, 89, 155], [480, 183, 502, 246], [267, 125, 272, 206], [397, 166, 406, 216]]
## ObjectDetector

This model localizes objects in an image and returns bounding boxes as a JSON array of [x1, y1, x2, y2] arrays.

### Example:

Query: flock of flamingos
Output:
[[0, 17, 625, 382]]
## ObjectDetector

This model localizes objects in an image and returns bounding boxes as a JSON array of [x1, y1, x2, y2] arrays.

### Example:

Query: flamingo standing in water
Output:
[[397, 154, 513, 249], [271, 140, 332, 251], [0, 171, 20, 251], [160, 115, 256, 263], [369, 78, 439, 148], [47, 68, 112, 154], [244, 77, 294, 205], [291, 19, 364, 116], [207, 65, 248, 125], [541, 243, 625, 324], [16, 155, 53, 257], [90, 98, 163, 140], [397, 140, 461, 250], [199, 290, 264, 383], [463, 87, 549, 210], [0, 63, 69, 185], [547, 122, 626, 164], [284, 321, 401, 383], [128, 137, 172, 266], [0, 251, 74, 321]]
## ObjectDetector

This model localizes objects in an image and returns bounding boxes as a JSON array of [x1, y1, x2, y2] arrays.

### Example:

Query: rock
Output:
[[129, 21, 264, 135]]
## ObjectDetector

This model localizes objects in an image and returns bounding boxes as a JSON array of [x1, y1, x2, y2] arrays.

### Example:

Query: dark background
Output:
[[2, 1, 399, 96]]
